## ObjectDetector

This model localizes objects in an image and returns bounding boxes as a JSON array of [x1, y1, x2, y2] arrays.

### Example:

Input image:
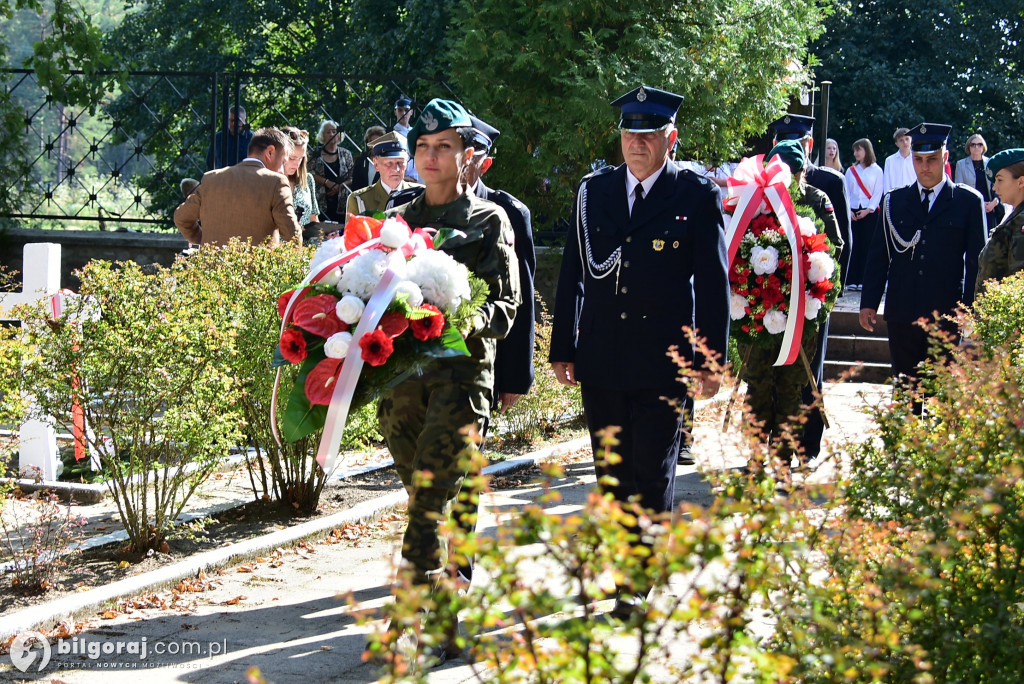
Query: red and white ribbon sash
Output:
[[724, 154, 807, 366]]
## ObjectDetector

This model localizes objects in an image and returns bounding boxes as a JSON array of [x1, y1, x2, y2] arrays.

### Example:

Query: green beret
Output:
[[406, 98, 472, 156], [767, 139, 806, 173], [986, 148, 1024, 180]]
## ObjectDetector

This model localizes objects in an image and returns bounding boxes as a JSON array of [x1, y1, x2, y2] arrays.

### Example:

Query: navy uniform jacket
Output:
[[476, 180, 536, 395], [861, 181, 986, 323], [549, 162, 730, 391], [805, 163, 852, 285]]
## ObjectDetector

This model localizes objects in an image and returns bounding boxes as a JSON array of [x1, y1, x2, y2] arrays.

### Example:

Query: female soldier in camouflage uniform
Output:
[[976, 149, 1024, 296]]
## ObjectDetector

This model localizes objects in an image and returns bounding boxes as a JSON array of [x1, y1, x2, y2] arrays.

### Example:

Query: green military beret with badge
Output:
[[406, 98, 472, 155], [987, 148, 1024, 180], [767, 139, 807, 173]]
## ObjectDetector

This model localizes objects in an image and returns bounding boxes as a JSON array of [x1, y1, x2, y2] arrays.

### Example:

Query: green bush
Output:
[[970, 269, 1024, 359], [15, 260, 241, 552], [179, 241, 379, 513]]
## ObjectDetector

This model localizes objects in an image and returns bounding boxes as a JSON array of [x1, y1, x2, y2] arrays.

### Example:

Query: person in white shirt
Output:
[[883, 127, 915, 192], [845, 138, 884, 290]]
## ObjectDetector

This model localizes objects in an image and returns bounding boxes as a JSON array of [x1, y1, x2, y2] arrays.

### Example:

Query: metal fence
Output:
[[1, 69, 455, 230]]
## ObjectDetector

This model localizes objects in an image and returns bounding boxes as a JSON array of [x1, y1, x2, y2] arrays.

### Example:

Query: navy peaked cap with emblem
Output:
[[369, 131, 408, 158], [987, 148, 1024, 180], [469, 115, 500, 151], [406, 98, 472, 155], [908, 123, 951, 153], [770, 113, 814, 140], [610, 86, 683, 132], [394, 96, 413, 109]]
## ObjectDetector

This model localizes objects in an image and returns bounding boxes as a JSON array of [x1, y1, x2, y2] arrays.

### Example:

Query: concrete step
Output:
[[826, 334, 891, 365], [828, 308, 888, 337], [824, 360, 892, 384]]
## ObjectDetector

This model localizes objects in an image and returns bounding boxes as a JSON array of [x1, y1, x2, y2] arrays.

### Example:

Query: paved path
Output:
[[0, 382, 889, 683]]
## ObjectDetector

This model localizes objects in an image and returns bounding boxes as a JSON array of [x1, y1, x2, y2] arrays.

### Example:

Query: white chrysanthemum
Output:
[[335, 295, 365, 325], [324, 331, 353, 359], [798, 216, 816, 238], [806, 252, 835, 283], [763, 309, 788, 335], [380, 217, 411, 249], [394, 280, 424, 307], [319, 267, 342, 288], [337, 250, 390, 300], [310, 238, 345, 273], [407, 250, 471, 311], [750, 245, 780, 275], [804, 293, 823, 320], [730, 292, 749, 321]]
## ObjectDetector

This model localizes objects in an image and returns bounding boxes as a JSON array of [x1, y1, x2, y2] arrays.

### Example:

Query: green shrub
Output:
[[15, 260, 241, 552], [179, 241, 379, 513], [0, 491, 86, 593], [970, 269, 1024, 359]]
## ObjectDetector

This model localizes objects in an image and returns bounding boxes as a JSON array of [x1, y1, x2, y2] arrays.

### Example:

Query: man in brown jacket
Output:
[[174, 127, 302, 247]]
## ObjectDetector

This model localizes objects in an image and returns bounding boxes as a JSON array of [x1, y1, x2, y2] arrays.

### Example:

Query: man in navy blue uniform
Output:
[[549, 86, 729, 613], [770, 113, 851, 463], [859, 123, 986, 410]]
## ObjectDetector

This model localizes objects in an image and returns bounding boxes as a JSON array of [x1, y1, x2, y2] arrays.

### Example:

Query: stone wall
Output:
[[0, 229, 188, 290]]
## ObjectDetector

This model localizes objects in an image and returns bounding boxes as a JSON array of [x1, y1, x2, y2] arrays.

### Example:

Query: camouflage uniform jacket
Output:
[[388, 189, 521, 388], [976, 203, 1024, 296]]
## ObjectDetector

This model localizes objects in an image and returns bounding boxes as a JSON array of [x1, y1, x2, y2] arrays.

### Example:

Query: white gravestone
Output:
[[0, 243, 61, 480]]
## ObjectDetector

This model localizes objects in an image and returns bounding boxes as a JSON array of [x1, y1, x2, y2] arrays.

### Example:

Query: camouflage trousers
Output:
[[377, 376, 491, 585], [739, 333, 818, 459]]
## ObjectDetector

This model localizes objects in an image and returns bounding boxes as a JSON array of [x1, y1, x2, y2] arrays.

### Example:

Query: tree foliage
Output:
[[814, 0, 1024, 163], [449, 0, 831, 223]]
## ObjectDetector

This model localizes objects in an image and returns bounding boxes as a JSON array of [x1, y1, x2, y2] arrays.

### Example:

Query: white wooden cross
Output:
[[0, 243, 62, 480]]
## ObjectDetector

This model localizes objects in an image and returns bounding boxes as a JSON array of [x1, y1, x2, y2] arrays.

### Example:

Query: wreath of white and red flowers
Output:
[[271, 213, 486, 472], [723, 154, 841, 364]]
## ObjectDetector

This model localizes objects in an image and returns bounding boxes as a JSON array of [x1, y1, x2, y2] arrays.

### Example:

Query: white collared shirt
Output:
[[626, 163, 666, 215], [883, 151, 916, 192], [917, 178, 946, 211], [241, 157, 265, 168]]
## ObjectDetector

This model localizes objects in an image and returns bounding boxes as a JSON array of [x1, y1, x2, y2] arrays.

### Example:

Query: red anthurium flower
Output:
[[305, 357, 343, 406], [343, 214, 383, 251], [279, 328, 307, 364], [810, 280, 834, 300], [378, 311, 410, 338], [277, 287, 310, 321], [292, 294, 346, 338], [359, 329, 394, 366], [410, 304, 445, 341]]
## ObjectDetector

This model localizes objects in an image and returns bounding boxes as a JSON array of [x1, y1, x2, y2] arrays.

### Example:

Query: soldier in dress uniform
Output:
[[549, 85, 730, 615], [859, 123, 986, 411], [770, 113, 851, 463], [345, 132, 422, 216]]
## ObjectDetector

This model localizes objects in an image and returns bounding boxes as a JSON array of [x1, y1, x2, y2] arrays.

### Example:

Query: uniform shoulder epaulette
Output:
[[952, 182, 984, 200], [810, 164, 844, 182], [677, 166, 715, 191], [491, 188, 529, 214], [580, 164, 616, 184], [385, 186, 425, 211]]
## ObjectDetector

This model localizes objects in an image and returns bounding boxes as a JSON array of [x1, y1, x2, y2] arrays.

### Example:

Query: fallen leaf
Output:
[[101, 610, 118, 619]]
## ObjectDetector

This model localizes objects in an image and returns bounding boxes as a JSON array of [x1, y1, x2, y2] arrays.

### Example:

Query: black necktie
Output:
[[921, 188, 932, 213], [632, 184, 644, 215]]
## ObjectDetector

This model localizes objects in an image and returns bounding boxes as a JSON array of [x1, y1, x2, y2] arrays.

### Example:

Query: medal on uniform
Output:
[[652, 239, 665, 251]]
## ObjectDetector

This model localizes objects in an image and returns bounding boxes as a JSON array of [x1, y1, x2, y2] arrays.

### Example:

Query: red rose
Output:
[[359, 329, 394, 366], [305, 358, 343, 406], [411, 305, 446, 341], [279, 328, 308, 364], [378, 311, 410, 338], [762, 285, 784, 309], [293, 294, 346, 338]]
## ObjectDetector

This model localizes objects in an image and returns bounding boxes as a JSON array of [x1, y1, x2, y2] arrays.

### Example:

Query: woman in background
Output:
[[282, 127, 320, 226], [309, 120, 354, 223], [955, 133, 1004, 233], [976, 149, 1024, 295], [824, 138, 843, 173], [844, 138, 884, 291]]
